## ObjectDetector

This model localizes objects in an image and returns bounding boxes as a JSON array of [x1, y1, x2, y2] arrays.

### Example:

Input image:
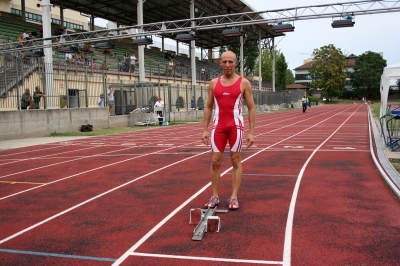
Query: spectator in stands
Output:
[[155, 97, 164, 117], [123, 52, 130, 71], [100, 61, 108, 70], [59, 27, 67, 43], [91, 59, 99, 69], [201, 66, 206, 80], [17, 33, 26, 47], [39, 25, 43, 37], [21, 88, 33, 110], [22, 30, 30, 40], [75, 52, 85, 65], [32, 86, 46, 109], [191, 97, 195, 109], [104, 49, 116, 56], [168, 59, 174, 76], [65, 53, 74, 64], [130, 53, 137, 72], [98, 94, 105, 108], [107, 86, 115, 116], [302, 96, 307, 113]]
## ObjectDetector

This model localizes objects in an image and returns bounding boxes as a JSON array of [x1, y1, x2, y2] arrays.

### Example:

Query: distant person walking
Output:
[[302, 96, 307, 113]]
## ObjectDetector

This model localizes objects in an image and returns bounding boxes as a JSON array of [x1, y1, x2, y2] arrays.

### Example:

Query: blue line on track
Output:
[[0, 248, 116, 262]]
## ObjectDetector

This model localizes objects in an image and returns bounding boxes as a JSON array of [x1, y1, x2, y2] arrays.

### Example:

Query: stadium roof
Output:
[[49, 0, 280, 49]]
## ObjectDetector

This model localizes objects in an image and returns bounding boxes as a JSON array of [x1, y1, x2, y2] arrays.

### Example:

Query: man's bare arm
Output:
[[202, 79, 216, 145], [242, 79, 255, 147]]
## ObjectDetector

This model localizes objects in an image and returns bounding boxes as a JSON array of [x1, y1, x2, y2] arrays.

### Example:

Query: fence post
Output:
[[84, 66, 88, 107]]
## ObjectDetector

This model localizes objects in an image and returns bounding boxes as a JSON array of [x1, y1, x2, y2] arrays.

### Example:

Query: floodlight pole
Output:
[[138, 0, 145, 83], [240, 35, 244, 77], [258, 30, 262, 91], [42, 0, 54, 108], [272, 37, 275, 92], [190, 0, 196, 95]]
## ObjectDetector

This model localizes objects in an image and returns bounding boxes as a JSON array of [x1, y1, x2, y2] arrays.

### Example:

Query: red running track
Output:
[[0, 104, 399, 266]]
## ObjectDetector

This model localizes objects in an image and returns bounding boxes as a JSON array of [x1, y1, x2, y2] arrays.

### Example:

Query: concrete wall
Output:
[[0, 108, 206, 140], [0, 103, 300, 140]]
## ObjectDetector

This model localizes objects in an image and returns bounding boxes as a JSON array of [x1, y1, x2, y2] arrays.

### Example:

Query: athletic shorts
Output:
[[210, 124, 243, 152], [108, 100, 114, 107]]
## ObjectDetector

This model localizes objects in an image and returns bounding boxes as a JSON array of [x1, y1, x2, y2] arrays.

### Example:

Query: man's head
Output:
[[220, 50, 238, 75], [158, 97, 162, 101], [35, 86, 40, 91], [25, 88, 30, 94]]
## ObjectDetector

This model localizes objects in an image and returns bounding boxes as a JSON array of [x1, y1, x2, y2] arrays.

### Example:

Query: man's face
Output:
[[25, 89, 30, 94], [220, 52, 238, 75], [36, 87, 40, 91]]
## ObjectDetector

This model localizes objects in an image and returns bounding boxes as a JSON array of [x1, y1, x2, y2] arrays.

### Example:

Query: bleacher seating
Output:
[[0, 17, 222, 78]]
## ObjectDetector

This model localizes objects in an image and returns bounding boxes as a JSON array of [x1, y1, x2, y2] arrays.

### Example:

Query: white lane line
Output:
[[282, 106, 361, 266], [0, 142, 209, 245], [131, 252, 283, 265], [0, 146, 99, 167], [113, 105, 358, 266]]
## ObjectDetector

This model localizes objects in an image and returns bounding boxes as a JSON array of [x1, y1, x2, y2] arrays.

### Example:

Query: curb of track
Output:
[[369, 107, 400, 198]]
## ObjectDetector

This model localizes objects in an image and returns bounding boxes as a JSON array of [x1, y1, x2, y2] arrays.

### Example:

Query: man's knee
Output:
[[230, 153, 241, 168], [211, 154, 222, 170]]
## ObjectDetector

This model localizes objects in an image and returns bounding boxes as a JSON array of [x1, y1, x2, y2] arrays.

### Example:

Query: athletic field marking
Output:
[[0, 145, 99, 167], [0, 133, 202, 201], [113, 105, 357, 265], [0, 180, 46, 185], [0, 146, 60, 159], [0, 142, 209, 245], [283, 106, 361, 266], [333, 147, 356, 150], [283, 146, 304, 149], [0, 146, 137, 180], [0, 248, 116, 262], [131, 252, 283, 265]]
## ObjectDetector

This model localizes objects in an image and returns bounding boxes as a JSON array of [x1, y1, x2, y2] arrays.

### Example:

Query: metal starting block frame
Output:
[[189, 206, 228, 241]]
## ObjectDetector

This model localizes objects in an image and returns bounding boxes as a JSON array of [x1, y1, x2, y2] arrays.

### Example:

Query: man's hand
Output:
[[202, 131, 210, 145], [246, 133, 254, 148]]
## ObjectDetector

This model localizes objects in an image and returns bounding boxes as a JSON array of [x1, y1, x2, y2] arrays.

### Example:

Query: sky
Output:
[[95, 0, 400, 72]]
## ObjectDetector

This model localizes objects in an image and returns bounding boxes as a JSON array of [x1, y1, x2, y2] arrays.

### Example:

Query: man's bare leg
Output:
[[210, 152, 223, 197], [230, 151, 242, 198]]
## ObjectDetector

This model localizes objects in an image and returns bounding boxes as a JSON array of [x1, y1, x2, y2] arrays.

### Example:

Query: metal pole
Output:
[[138, 0, 145, 83], [42, 0, 55, 108], [272, 37, 275, 92], [240, 35, 244, 77], [190, 0, 196, 96], [258, 30, 262, 91]]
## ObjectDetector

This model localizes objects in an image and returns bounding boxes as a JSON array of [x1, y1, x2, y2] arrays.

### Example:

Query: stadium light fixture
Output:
[[331, 18, 355, 28], [222, 28, 244, 37], [94, 42, 114, 49], [57, 45, 78, 53], [24, 50, 44, 58], [175, 33, 196, 41], [132, 36, 153, 45], [271, 23, 295, 33]]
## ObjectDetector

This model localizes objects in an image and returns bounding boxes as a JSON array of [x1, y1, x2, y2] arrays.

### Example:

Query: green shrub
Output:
[[308, 95, 319, 104]]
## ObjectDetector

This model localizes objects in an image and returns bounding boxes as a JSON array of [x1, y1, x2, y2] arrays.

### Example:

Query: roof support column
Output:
[[240, 35, 244, 77], [137, 0, 145, 83], [21, 0, 26, 21], [190, 0, 196, 88], [60, 1, 64, 28], [162, 36, 164, 53], [258, 30, 262, 91], [272, 37, 275, 92], [90, 13, 94, 31], [42, 0, 54, 108]]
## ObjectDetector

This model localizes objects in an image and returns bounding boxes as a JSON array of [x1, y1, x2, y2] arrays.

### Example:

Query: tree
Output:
[[275, 53, 288, 91], [220, 40, 259, 76], [286, 69, 295, 85], [350, 51, 387, 99], [254, 48, 274, 83], [309, 44, 347, 98]]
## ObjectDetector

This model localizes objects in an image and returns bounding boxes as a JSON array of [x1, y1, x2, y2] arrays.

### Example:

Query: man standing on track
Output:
[[202, 50, 255, 210]]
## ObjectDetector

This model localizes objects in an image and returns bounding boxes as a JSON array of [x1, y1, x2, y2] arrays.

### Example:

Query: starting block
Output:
[[189, 206, 227, 241]]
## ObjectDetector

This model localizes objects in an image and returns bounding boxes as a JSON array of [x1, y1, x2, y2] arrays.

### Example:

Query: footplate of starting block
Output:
[[191, 206, 227, 241], [206, 216, 220, 233]]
